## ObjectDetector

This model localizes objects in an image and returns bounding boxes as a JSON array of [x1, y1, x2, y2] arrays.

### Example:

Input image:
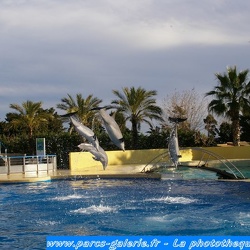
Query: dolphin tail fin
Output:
[[110, 111, 117, 119], [90, 105, 117, 111], [60, 111, 78, 118], [90, 106, 105, 111], [169, 117, 187, 123]]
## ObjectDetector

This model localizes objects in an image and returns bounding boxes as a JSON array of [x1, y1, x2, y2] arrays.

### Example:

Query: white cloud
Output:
[[1, 0, 249, 50]]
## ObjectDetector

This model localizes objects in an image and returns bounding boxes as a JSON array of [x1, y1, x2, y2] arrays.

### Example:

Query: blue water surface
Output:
[[0, 177, 250, 249]]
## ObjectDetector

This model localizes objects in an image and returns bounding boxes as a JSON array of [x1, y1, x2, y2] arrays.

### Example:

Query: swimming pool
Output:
[[0, 176, 250, 249], [160, 165, 250, 180]]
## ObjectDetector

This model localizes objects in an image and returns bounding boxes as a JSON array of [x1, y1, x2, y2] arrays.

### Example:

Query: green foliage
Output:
[[178, 129, 199, 147], [240, 115, 250, 142], [112, 86, 163, 148], [57, 93, 102, 129], [45, 132, 82, 169], [206, 66, 250, 146], [218, 122, 233, 143], [203, 114, 219, 146], [9, 100, 53, 138]]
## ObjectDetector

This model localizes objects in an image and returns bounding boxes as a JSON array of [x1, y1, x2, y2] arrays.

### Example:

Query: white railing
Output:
[[0, 155, 57, 175]]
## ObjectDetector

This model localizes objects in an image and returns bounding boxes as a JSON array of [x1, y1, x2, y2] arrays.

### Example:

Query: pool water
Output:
[[160, 165, 250, 180], [160, 166, 219, 180], [0, 177, 250, 249]]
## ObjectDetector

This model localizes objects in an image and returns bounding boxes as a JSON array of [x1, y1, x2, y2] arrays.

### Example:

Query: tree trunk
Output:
[[232, 119, 240, 146], [131, 118, 138, 149]]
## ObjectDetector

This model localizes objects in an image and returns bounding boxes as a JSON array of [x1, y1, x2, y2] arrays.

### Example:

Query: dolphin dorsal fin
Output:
[[111, 111, 116, 119]]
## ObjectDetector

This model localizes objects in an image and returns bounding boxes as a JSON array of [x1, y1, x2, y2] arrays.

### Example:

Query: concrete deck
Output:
[[0, 165, 161, 184], [1, 164, 249, 184]]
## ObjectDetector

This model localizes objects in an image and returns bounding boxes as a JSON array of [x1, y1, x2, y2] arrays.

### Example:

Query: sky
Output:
[[1, 0, 250, 122]]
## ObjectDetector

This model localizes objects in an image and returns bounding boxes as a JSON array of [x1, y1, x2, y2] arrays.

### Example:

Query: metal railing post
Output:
[[47, 155, 49, 174], [7, 157, 10, 175], [23, 155, 26, 174], [36, 156, 39, 175]]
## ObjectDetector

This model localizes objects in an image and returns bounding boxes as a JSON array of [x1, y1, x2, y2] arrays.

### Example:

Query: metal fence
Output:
[[0, 155, 57, 175]]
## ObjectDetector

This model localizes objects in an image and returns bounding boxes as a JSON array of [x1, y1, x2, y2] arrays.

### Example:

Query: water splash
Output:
[[51, 194, 86, 201], [145, 196, 197, 204], [238, 212, 250, 226], [71, 205, 118, 214]]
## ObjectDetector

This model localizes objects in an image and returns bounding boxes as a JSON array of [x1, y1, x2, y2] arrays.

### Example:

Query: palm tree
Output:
[[205, 66, 250, 146], [112, 86, 163, 148], [57, 93, 102, 128], [9, 100, 51, 138]]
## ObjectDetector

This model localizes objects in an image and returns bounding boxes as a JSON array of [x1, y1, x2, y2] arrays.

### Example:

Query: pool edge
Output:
[[0, 171, 161, 184]]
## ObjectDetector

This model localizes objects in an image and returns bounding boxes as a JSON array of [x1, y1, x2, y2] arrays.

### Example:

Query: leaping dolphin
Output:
[[61, 112, 100, 151], [91, 106, 125, 151], [78, 143, 108, 170], [168, 117, 187, 167], [168, 125, 181, 168]]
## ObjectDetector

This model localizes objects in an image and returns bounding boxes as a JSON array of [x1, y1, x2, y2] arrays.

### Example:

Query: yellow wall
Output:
[[185, 147, 250, 161], [69, 149, 167, 171], [69, 146, 250, 171]]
